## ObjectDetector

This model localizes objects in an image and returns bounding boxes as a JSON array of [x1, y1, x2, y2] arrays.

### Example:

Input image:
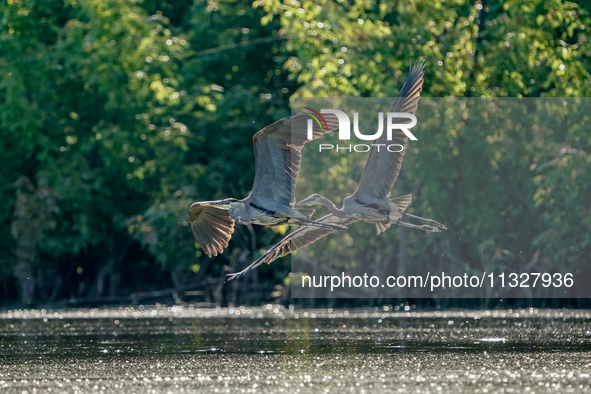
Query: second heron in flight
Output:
[[228, 61, 446, 280]]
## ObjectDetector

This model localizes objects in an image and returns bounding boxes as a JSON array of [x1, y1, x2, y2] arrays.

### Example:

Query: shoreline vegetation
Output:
[[1, 0, 590, 307]]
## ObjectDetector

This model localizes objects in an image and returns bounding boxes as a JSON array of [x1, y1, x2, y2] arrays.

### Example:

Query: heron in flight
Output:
[[189, 113, 347, 258], [227, 60, 446, 280]]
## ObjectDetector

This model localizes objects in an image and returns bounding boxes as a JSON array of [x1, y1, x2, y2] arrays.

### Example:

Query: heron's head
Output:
[[297, 194, 323, 206]]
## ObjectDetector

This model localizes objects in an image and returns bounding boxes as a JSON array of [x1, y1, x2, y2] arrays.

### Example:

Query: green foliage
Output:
[[0, 0, 590, 304], [257, 0, 591, 296]]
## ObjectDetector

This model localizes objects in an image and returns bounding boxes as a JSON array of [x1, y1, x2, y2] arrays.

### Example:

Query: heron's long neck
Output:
[[317, 196, 346, 217]]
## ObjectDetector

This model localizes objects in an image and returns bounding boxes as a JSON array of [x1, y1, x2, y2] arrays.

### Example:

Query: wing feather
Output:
[[250, 113, 339, 206], [228, 214, 358, 279], [189, 204, 235, 257], [355, 60, 425, 200]]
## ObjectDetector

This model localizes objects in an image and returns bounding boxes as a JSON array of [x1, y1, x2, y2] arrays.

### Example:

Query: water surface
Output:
[[1, 307, 590, 393]]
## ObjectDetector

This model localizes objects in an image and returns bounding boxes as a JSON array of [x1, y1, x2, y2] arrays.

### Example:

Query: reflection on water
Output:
[[1, 307, 591, 393]]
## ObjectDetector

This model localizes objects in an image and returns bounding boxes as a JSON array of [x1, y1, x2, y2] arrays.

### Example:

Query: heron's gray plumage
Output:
[[355, 60, 425, 201], [189, 112, 344, 258], [228, 60, 446, 280], [249, 113, 340, 207], [227, 214, 355, 280]]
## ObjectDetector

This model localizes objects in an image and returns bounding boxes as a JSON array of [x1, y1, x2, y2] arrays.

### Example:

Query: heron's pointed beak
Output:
[[297, 196, 317, 206], [191, 200, 235, 210]]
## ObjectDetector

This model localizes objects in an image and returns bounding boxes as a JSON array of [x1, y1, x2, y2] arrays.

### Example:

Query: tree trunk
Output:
[[14, 248, 36, 306]]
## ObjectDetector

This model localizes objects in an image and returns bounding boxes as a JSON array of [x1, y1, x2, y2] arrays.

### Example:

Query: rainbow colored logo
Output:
[[304, 107, 328, 132]]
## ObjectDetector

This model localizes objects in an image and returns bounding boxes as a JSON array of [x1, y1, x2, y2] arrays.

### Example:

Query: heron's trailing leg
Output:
[[397, 221, 441, 232], [402, 213, 447, 230], [226, 255, 265, 281]]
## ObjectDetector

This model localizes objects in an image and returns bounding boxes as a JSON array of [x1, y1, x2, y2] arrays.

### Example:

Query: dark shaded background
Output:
[[1, 0, 590, 308]]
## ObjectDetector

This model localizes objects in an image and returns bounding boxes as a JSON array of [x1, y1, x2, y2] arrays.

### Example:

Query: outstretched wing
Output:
[[355, 60, 425, 200], [227, 214, 357, 280], [250, 112, 339, 207], [189, 204, 235, 257]]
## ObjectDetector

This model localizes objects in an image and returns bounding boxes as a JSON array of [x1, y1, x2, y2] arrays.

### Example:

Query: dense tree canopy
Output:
[[0, 0, 590, 306]]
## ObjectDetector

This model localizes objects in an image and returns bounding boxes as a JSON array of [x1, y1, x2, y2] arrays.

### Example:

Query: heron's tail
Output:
[[375, 222, 391, 235], [377, 194, 413, 235], [392, 193, 412, 213]]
